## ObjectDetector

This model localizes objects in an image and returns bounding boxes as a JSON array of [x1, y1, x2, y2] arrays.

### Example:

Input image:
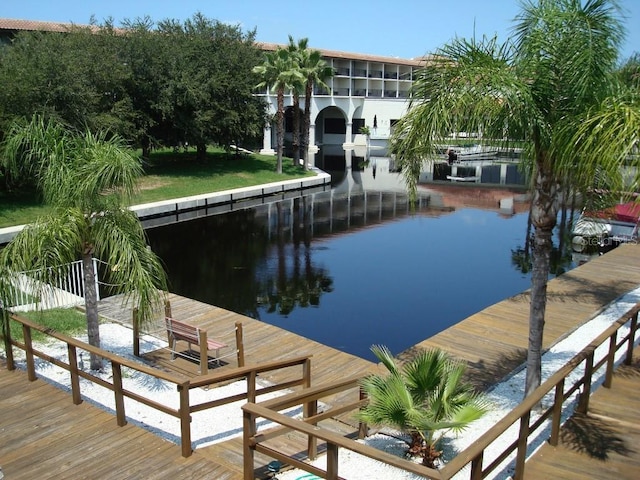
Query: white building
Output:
[[255, 43, 425, 165]]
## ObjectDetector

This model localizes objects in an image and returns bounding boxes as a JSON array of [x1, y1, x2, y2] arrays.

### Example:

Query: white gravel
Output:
[[8, 285, 640, 480]]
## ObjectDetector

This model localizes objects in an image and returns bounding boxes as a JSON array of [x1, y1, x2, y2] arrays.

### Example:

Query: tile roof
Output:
[[0, 17, 428, 67]]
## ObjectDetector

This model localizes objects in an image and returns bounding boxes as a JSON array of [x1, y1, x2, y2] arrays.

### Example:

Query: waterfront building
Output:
[[255, 42, 424, 160], [0, 18, 425, 166]]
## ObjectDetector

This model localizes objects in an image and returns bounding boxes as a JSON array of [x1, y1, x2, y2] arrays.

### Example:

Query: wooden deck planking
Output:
[[524, 346, 640, 479], [404, 244, 640, 388], [0, 360, 242, 480], [3, 244, 640, 478]]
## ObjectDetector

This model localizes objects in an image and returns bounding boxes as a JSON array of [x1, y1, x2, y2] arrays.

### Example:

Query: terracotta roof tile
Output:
[[0, 18, 429, 66]]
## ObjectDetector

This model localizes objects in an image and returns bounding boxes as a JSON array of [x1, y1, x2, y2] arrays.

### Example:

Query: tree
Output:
[[390, 0, 640, 397], [356, 345, 488, 468], [253, 47, 303, 173], [293, 39, 334, 169], [0, 115, 167, 370]]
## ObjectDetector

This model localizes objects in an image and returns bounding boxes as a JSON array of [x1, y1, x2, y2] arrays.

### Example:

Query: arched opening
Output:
[[315, 106, 347, 148]]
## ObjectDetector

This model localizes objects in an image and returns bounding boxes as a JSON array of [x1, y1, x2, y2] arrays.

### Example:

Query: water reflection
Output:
[[145, 149, 577, 361]]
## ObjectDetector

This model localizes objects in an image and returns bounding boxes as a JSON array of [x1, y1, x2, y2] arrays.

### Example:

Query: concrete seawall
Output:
[[0, 169, 331, 244]]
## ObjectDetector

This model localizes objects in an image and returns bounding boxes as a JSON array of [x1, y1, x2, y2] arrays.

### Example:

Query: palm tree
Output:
[[0, 115, 167, 370], [390, 0, 640, 398], [253, 47, 303, 174], [356, 345, 488, 468], [293, 38, 334, 170], [286, 36, 307, 167]]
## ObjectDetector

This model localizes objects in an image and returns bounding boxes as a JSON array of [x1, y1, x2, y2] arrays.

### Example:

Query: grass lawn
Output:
[[0, 148, 312, 228], [3, 307, 87, 344]]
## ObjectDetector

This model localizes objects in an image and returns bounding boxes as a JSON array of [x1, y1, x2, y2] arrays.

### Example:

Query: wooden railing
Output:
[[1, 311, 312, 457], [242, 302, 640, 480]]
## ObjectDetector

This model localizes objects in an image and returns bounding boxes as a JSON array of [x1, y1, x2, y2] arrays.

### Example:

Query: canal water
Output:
[[145, 158, 574, 362]]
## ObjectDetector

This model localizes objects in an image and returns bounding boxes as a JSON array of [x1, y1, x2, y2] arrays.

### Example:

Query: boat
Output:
[[445, 144, 499, 162], [571, 202, 640, 253]]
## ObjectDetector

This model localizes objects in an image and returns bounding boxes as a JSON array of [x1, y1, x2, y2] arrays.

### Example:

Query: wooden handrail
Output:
[[3, 311, 313, 458], [242, 302, 640, 480]]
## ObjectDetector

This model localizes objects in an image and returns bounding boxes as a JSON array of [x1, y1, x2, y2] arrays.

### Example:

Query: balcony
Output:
[[335, 67, 350, 76]]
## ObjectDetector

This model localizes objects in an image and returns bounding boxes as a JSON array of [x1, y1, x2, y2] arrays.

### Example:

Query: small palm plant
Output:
[[356, 345, 489, 468]]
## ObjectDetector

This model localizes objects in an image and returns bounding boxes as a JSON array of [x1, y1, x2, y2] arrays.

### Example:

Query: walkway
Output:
[[402, 244, 640, 390], [1, 244, 639, 479], [0, 359, 241, 480], [524, 344, 640, 479]]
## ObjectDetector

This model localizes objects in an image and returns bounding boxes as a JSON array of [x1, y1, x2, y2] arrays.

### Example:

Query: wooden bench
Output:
[[165, 317, 228, 375]]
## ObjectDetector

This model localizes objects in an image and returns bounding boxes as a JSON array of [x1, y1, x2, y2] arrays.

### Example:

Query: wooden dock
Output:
[[1, 244, 640, 479], [401, 244, 640, 390], [524, 345, 640, 479]]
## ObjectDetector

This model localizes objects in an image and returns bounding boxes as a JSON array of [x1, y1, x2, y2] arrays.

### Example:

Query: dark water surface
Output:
[[145, 182, 560, 362]]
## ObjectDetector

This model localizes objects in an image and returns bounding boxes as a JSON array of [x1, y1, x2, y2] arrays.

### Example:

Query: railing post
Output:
[[112, 362, 127, 426], [247, 370, 257, 403], [92, 257, 100, 301], [470, 451, 484, 480], [243, 409, 257, 480], [67, 344, 82, 405], [358, 386, 368, 439], [326, 442, 339, 480], [178, 383, 192, 457], [132, 307, 140, 357], [22, 323, 36, 381], [549, 378, 565, 446], [2, 311, 15, 370], [603, 331, 617, 388], [235, 321, 245, 367], [164, 300, 172, 319], [577, 352, 594, 414], [625, 311, 638, 366], [301, 357, 318, 459], [513, 410, 530, 480]]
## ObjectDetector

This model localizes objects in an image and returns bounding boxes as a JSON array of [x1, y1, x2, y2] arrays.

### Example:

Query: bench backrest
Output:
[[165, 317, 200, 343]]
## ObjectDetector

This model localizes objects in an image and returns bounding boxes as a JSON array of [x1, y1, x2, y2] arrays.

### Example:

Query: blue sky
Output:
[[3, 0, 639, 60]]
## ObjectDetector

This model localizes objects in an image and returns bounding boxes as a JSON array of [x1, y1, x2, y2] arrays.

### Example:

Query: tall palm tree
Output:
[[356, 345, 488, 468], [253, 47, 303, 174], [0, 115, 167, 370], [390, 0, 640, 397], [293, 38, 333, 170]]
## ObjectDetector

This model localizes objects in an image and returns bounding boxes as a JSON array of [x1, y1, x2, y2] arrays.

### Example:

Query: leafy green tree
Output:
[[356, 346, 488, 468], [0, 115, 167, 370], [0, 24, 130, 138], [390, 0, 640, 397], [253, 47, 303, 173], [155, 13, 263, 160]]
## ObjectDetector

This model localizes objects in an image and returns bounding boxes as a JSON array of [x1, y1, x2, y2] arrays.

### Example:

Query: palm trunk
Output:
[[82, 249, 102, 370], [301, 80, 313, 170], [525, 157, 557, 398], [292, 92, 301, 166], [275, 88, 284, 174]]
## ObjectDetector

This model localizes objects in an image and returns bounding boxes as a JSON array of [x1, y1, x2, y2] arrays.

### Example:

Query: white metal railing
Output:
[[5, 259, 98, 311]]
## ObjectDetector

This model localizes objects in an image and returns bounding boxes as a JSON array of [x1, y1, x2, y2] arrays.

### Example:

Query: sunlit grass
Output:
[[3, 307, 87, 344], [0, 148, 312, 227]]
